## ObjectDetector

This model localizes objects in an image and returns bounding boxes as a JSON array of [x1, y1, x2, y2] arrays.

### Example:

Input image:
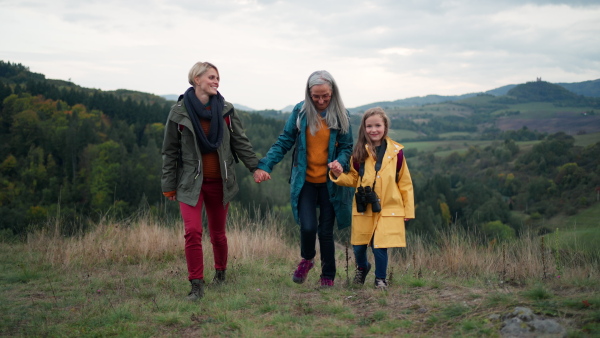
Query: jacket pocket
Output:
[[177, 163, 196, 192], [378, 208, 405, 236]]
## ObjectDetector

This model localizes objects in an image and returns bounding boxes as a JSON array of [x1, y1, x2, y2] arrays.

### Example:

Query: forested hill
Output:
[[1, 61, 599, 246], [0, 61, 173, 138], [505, 81, 591, 104], [0, 61, 287, 236]]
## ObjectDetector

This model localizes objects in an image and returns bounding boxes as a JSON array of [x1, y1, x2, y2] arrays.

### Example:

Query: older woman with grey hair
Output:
[[253, 70, 354, 287]]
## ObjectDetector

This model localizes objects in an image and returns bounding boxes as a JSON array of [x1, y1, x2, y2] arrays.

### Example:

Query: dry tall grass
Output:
[[25, 209, 598, 283], [26, 207, 297, 269], [398, 229, 597, 282]]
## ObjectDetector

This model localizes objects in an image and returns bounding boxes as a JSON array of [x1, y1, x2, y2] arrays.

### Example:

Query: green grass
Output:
[[438, 132, 473, 139], [388, 129, 420, 141], [387, 103, 472, 118], [402, 139, 541, 157], [492, 102, 593, 119], [1, 248, 596, 337], [402, 140, 491, 153], [1, 216, 599, 337], [523, 284, 554, 301], [544, 203, 600, 252], [573, 132, 600, 147]]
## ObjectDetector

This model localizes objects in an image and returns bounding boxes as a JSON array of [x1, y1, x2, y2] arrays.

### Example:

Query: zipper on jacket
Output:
[[223, 161, 228, 181], [195, 160, 200, 179]]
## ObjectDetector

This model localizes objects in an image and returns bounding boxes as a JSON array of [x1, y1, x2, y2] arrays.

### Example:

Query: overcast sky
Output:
[[1, 0, 599, 110]]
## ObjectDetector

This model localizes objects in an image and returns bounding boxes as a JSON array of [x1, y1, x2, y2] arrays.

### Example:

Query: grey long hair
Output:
[[299, 70, 350, 135]]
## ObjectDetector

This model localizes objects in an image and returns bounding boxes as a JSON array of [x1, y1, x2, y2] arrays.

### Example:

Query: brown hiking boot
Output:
[[186, 279, 204, 301], [213, 270, 226, 284]]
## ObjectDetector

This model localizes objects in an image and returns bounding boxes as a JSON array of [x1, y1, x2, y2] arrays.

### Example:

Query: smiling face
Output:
[[194, 67, 219, 100], [364, 114, 386, 146], [309, 83, 332, 112]]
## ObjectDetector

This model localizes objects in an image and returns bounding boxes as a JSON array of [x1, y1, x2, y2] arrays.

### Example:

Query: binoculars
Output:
[[355, 186, 381, 213]]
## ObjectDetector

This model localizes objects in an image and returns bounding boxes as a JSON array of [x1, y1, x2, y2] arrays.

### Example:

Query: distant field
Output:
[[492, 102, 593, 119], [389, 129, 420, 140], [573, 132, 600, 146], [494, 103, 600, 135], [438, 132, 472, 138], [402, 139, 537, 156], [458, 95, 498, 105], [386, 103, 472, 117], [403, 133, 599, 157]]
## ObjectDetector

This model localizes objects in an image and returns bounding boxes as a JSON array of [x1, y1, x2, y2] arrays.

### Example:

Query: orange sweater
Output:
[[305, 119, 330, 183], [200, 115, 221, 179]]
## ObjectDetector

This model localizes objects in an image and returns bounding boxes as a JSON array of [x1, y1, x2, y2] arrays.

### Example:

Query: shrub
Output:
[[481, 220, 515, 241]]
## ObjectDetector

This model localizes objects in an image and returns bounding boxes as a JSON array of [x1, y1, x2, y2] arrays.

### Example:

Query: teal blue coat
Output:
[[257, 102, 354, 229]]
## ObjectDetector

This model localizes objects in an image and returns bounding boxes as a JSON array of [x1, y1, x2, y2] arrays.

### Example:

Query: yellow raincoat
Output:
[[330, 137, 415, 248]]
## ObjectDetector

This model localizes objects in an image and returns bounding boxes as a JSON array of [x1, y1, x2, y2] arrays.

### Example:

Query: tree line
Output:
[[1, 61, 598, 243]]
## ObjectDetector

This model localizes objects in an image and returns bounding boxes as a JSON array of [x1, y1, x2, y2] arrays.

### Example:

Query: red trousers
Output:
[[179, 178, 229, 280]]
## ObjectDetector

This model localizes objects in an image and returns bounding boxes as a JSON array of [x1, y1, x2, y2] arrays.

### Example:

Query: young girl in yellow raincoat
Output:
[[328, 107, 415, 289]]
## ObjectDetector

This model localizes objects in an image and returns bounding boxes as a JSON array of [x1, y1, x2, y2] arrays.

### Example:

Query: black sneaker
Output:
[[374, 277, 388, 290], [353, 263, 371, 285]]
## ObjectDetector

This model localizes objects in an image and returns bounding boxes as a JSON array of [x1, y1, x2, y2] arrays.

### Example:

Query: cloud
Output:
[[1, 0, 599, 110]]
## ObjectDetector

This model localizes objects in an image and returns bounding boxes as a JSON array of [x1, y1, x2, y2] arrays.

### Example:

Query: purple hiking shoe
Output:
[[320, 277, 334, 287], [292, 259, 314, 284]]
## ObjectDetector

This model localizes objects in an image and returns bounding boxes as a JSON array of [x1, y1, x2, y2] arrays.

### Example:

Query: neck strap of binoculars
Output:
[[358, 139, 387, 188]]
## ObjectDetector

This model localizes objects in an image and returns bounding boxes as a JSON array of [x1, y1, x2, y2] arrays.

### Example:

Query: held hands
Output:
[[328, 160, 343, 178], [253, 169, 271, 183]]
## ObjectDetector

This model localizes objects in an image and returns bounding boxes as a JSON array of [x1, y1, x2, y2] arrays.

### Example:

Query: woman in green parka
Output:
[[254, 70, 354, 287], [162, 62, 260, 301]]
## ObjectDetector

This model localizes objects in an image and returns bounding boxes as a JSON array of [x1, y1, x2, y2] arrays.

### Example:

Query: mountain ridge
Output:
[[348, 78, 600, 113], [161, 78, 598, 113]]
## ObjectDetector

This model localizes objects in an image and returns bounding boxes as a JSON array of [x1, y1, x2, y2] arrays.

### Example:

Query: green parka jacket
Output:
[[161, 97, 259, 207]]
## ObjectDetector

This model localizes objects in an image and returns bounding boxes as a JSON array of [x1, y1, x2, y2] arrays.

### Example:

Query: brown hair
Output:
[[352, 107, 390, 163]]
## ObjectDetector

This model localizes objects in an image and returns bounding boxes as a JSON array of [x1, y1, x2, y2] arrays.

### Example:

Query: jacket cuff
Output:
[[163, 191, 176, 198]]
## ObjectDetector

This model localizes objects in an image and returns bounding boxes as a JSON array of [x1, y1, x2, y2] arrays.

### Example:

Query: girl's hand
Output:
[[404, 218, 413, 222], [328, 160, 343, 178]]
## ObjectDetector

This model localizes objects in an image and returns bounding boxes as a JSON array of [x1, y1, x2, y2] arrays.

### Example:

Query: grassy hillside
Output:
[[374, 84, 600, 142], [384, 103, 473, 118], [574, 132, 600, 146], [1, 210, 598, 336], [557, 203, 600, 249]]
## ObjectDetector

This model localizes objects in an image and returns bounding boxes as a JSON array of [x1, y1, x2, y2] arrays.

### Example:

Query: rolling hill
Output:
[[348, 78, 600, 113]]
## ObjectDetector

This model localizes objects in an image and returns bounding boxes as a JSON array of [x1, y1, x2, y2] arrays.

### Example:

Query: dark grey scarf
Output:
[[183, 87, 224, 154]]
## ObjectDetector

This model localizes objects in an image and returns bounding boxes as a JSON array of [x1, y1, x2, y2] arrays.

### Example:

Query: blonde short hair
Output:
[[188, 62, 219, 86]]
